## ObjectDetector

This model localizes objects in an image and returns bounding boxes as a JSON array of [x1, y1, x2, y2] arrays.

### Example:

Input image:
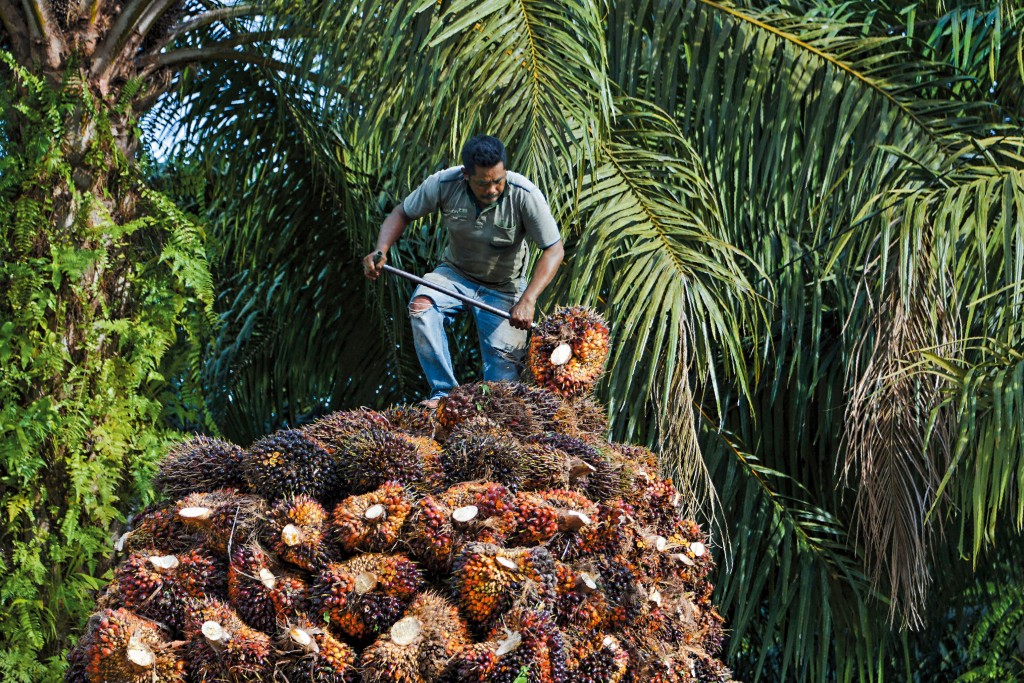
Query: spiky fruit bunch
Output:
[[184, 599, 273, 683], [567, 633, 630, 683], [174, 489, 267, 554], [441, 418, 525, 489], [437, 382, 541, 437], [301, 409, 392, 454], [529, 433, 622, 502], [596, 554, 646, 630], [609, 443, 659, 473], [338, 428, 444, 495], [276, 617, 359, 683], [451, 543, 556, 627], [528, 306, 610, 397], [155, 435, 247, 498], [119, 503, 198, 555], [228, 543, 307, 631], [331, 481, 412, 552], [553, 562, 608, 631], [311, 554, 422, 640], [360, 592, 470, 683], [241, 429, 335, 502], [383, 404, 438, 438], [267, 495, 330, 572], [453, 608, 568, 683], [511, 490, 599, 560], [114, 549, 224, 635], [407, 482, 517, 570], [66, 608, 185, 683], [561, 395, 610, 439]]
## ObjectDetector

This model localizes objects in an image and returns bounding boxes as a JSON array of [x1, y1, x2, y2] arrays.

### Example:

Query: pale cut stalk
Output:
[[289, 627, 319, 653], [495, 556, 518, 570], [451, 505, 479, 524], [259, 568, 277, 589], [126, 633, 155, 670], [557, 510, 592, 531], [364, 504, 386, 520], [576, 572, 598, 592], [202, 620, 226, 644], [390, 617, 421, 645], [148, 555, 179, 571], [495, 630, 522, 656], [281, 524, 303, 546], [354, 572, 378, 595], [644, 534, 669, 552], [178, 506, 213, 521], [550, 343, 573, 366]]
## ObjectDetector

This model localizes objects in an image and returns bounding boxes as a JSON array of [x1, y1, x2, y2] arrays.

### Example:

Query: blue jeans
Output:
[[409, 264, 528, 400]]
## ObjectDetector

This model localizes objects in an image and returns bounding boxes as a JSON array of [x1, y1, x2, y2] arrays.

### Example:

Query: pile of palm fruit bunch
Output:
[[66, 306, 734, 683]]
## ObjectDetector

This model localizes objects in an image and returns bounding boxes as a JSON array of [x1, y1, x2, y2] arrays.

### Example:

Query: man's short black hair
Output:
[[461, 135, 506, 175]]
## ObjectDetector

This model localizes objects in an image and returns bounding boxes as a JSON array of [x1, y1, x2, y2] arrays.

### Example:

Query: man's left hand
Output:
[[509, 297, 535, 330]]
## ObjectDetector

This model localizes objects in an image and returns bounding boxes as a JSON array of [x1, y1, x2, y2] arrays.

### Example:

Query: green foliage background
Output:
[[0, 56, 214, 680]]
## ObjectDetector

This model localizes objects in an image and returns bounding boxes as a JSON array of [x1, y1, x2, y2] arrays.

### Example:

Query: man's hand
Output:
[[509, 296, 536, 330], [363, 249, 386, 280]]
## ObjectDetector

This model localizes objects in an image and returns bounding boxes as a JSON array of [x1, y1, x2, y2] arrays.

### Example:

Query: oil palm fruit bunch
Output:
[[65, 608, 185, 683], [154, 435, 247, 498], [118, 502, 198, 555], [441, 417, 525, 489], [311, 553, 422, 641], [554, 563, 608, 631], [301, 408, 392, 454], [331, 481, 413, 552], [228, 543, 308, 631], [451, 543, 557, 629], [527, 306, 610, 397], [383, 404, 439, 438], [337, 428, 444, 496], [275, 616, 359, 683], [406, 482, 517, 570], [360, 591, 470, 683], [437, 381, 541, 437], [184, 599, 273, 683], [451, 608, 568, 683], [173, 488, 267, 554], [566, 632, 629, 683], [528, 433, 623, 502], [241, 429, 335, 503], [562, 395, 610, 439], [113, 549, 225, 635], [266, 494, 330, 572]]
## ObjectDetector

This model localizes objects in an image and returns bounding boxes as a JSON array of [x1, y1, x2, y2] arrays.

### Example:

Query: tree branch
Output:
[[89, 0, 151, 78], [18, 0, 39, 37], [0, 0, 29, 58], [153, 4, 255, 52], [24, 0, 63, 67], [141, 46, 305, 78]]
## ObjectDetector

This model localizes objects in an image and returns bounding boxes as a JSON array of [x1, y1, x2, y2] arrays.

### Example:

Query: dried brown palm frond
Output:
[[842, 231, 958, 627]]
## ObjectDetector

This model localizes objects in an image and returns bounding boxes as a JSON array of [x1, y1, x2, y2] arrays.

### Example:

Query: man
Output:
[[363, 135, 564, 408]]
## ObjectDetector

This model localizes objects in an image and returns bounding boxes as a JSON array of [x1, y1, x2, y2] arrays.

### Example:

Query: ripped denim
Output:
[[408, 263, 528, 400]]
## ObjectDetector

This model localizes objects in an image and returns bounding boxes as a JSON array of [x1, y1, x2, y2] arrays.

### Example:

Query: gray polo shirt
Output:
[[402, 166, 561, 293]]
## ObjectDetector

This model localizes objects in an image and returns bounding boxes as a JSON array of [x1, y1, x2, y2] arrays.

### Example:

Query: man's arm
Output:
[[509, 240, 564, 330], [362, 205, 411, 280]]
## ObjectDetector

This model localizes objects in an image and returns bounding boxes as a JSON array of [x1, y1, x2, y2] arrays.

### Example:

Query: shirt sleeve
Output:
[[402, 170, 444, 220], [521, 188, 562, 249]]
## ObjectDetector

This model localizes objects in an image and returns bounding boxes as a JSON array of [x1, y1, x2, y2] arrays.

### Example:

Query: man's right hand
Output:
[[363, 249, 386, 280]]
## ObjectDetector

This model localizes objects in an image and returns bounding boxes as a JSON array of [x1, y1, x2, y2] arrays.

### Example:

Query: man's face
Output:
[[465, 161, 506, 207]]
